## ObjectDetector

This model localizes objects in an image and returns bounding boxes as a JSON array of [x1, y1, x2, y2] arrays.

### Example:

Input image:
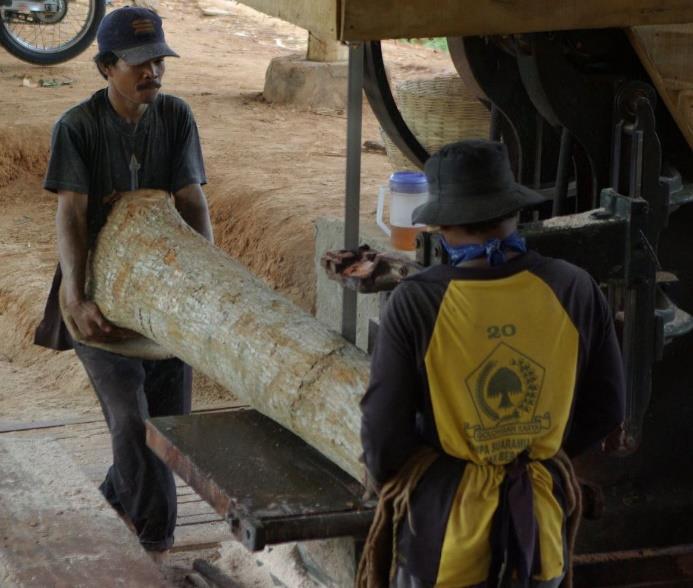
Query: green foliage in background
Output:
[[404, 38, 448, 52]]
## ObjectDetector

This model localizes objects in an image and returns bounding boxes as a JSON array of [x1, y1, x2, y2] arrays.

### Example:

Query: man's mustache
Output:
[[136, 81, 162, 91]]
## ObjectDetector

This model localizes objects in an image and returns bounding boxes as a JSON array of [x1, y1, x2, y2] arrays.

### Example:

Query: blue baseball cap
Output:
[[97, 6, 178, 65]]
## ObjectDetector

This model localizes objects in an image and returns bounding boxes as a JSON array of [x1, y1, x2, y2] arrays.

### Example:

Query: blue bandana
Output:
[[441, 232, 527, 267]]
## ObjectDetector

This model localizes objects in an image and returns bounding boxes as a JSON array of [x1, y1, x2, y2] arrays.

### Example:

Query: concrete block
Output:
[[263, 54, 348, 111]]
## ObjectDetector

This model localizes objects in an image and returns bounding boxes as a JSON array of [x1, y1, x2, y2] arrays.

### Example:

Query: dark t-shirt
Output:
[[35, 88, 207, 350], [44, 88, 206, 242]]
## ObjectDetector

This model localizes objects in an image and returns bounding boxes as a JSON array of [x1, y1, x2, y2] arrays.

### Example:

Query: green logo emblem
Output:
[[465, 342, 550, 442]]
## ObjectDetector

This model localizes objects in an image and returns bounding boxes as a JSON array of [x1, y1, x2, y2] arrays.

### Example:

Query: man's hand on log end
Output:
[[66, 299, 135, 343]]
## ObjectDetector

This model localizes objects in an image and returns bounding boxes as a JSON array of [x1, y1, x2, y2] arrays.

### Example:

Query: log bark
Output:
[[88, 190, 369, 480]]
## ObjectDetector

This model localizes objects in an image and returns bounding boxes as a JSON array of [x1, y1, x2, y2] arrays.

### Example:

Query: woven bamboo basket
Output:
[[380, 75, 490, 171]]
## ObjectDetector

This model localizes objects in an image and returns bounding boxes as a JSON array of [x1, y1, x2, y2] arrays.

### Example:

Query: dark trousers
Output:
[[74, 342, 192, 551]]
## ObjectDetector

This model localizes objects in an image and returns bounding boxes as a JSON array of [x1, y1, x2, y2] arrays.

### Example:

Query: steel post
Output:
[[342, 43, 364, 343]]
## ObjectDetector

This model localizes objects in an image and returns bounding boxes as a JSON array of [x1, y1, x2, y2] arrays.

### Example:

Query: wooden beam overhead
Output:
[[340, 1, 693, 41], [232, 0, 340, 41], [234, 0, 693, 41]]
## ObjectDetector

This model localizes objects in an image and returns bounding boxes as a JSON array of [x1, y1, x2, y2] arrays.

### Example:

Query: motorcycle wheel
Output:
[[0, 0, 106, 66]]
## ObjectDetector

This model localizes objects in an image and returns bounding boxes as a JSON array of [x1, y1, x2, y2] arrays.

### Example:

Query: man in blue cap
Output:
[[34, 6, 213, 560], [359, 140, 625, 586]]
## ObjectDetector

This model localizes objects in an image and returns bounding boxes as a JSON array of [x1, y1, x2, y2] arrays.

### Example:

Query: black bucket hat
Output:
[[96, 6, 178, 66], [412, 140, 546, 226]]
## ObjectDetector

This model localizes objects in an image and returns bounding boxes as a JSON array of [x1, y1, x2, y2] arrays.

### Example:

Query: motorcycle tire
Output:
[[0, 0, 106, 66]]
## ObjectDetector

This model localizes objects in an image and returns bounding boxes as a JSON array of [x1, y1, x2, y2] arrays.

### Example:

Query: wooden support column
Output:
[[307, 31, 348, 62]]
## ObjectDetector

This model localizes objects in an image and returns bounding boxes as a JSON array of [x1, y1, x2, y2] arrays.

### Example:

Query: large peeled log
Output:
[[88, 190, 370, 480]]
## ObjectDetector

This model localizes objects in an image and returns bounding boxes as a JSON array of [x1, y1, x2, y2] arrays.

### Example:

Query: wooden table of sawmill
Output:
[[0, 436, 167, 587], [145, 409, 374, 551]]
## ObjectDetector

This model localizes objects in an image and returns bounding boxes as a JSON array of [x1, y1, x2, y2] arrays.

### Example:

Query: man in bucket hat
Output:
[[359, 140, 625, 587], [35, 6, 213, 561]]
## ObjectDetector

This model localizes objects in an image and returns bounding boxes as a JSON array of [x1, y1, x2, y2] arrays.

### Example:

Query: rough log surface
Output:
[[89, 190, 369, 480]]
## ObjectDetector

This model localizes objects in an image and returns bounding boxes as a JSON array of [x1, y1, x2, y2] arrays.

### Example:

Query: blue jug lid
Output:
[[389, 171, 428, 194]]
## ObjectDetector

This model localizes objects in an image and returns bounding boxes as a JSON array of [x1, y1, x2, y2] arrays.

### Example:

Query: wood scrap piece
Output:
[[193, 559, 243, 588], [89, 190, 369, 480], [186, 571, 213, 587]]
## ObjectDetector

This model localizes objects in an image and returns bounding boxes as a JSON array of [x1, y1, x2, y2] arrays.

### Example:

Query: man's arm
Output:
[[361, 287, 422, 484], [56, 191, 115, 341], [174, 183, 213, 243]]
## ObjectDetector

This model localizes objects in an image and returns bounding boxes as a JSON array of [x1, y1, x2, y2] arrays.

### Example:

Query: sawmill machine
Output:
[[308, 2, 693, 558], [366, 26, 693, 555]]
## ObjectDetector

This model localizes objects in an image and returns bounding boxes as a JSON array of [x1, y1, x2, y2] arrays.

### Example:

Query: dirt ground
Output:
[[0, 0, 452, 584]]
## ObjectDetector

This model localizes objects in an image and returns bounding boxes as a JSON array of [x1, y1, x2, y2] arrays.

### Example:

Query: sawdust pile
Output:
[[210, 189, 320, 313], [0, 125, 50, 190], [0, 126, 95, 421], [0, 125, 54, 359]]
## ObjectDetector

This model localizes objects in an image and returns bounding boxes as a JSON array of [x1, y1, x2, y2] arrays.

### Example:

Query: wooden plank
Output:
[[0, 437, 167, 587], [178, 500, 220, 518], [628, 24, 693, 149], [0, 414, 102, 434], [232, 0, 693, 41], [178, 493, 210, 504], [233, 0, 339, 41], [0, 405, 246, 435], [339, 0, 693, 41], [0, 422, 232, 572], [230, 0, 693, 41], [172, 489, 252, 549], [176, 513, 224, 526], [172, 522, 232, 551]]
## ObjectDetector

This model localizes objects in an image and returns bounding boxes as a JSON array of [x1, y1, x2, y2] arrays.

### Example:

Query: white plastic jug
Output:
[[376, 171, 428, 251]]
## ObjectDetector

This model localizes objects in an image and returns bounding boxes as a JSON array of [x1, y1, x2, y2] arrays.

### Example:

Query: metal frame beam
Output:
[[341, 43, 365, 343]]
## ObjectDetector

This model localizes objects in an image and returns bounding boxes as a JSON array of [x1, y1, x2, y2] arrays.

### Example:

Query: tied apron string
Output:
[[488, 451, 540, 588], [441, 232, 527, 267]]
